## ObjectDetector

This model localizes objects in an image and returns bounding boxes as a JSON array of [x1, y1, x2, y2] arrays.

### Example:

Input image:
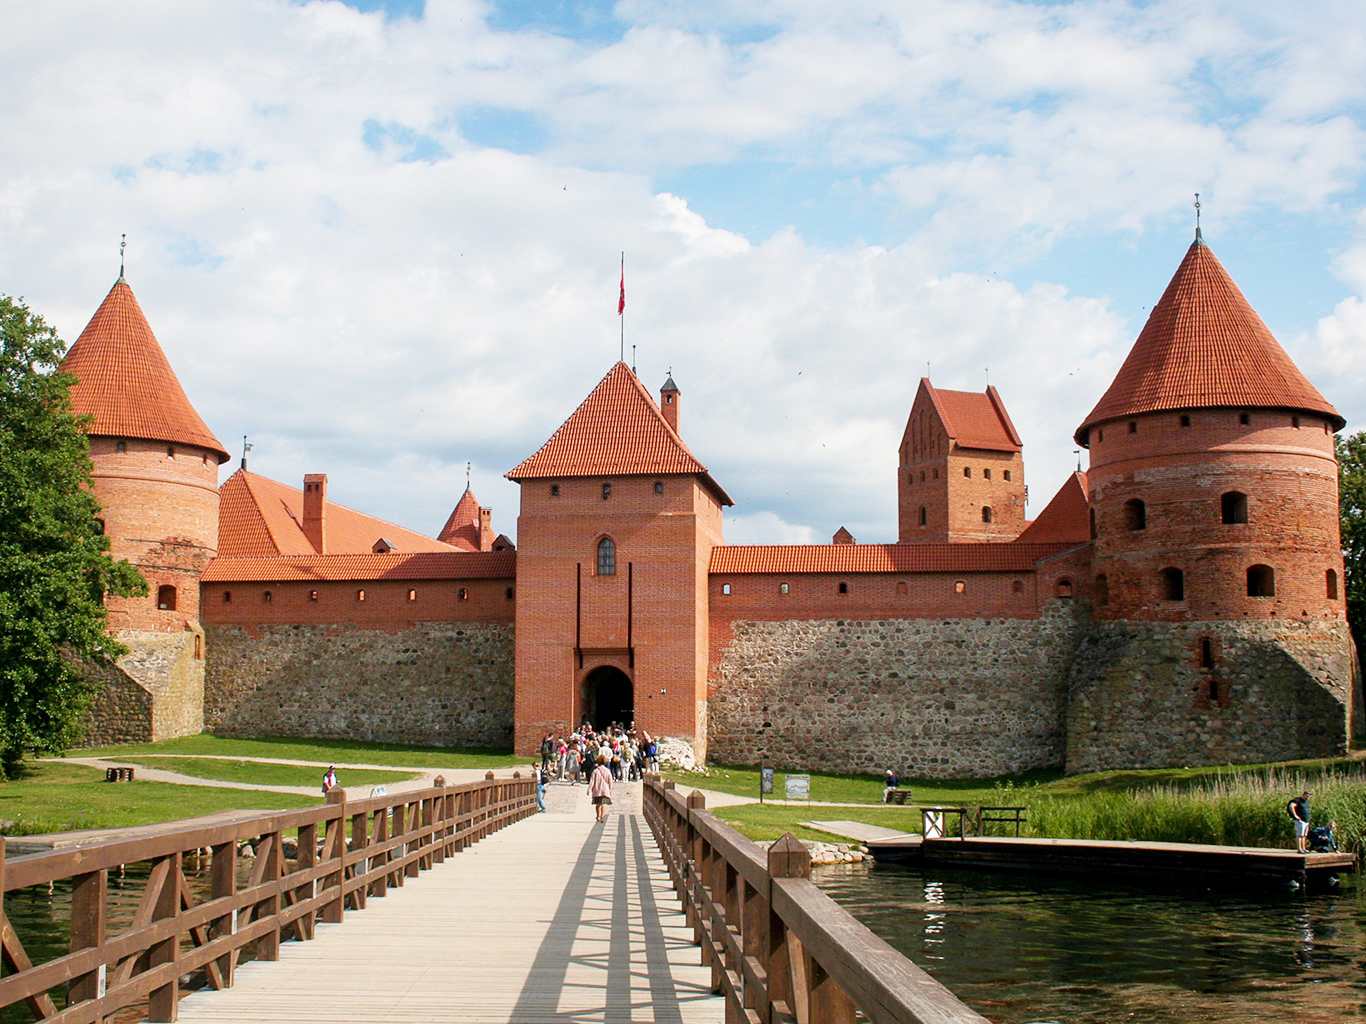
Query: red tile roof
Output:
[[921, 380, 1022, 452], [61, 277, 229, 461], [218, 469, 456, 557], [1016, 472, 1090, 544], [507, 362, 732, 504], [202, 551, 515, 583], [710, 542, 1075, 574], [438, 488, 482, 550], [1077, 237, 1344, 444]]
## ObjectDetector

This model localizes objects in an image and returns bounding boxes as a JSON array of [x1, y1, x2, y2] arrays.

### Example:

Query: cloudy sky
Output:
[[4, 0, 1365, 545]]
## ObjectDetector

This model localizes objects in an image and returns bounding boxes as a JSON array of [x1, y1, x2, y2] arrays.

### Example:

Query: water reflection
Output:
[[814, 861, 1366, 1024]]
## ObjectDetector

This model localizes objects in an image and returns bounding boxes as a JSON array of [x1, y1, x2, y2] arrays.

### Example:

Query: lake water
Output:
[[815, 861, 1366, 1024]]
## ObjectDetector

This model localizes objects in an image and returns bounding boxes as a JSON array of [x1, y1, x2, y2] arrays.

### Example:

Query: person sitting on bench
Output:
[[883, 769, 901, 803]]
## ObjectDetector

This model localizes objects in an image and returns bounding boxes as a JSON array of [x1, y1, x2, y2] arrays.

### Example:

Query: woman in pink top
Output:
[[589, 755, 613, 822]]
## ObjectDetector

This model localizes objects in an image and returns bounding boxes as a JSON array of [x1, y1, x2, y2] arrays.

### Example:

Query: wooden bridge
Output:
[[0, 774, 988, 1024]]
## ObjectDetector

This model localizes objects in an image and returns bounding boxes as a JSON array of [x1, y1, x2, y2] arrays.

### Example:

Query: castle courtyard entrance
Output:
[[582, 666, 634, 729]]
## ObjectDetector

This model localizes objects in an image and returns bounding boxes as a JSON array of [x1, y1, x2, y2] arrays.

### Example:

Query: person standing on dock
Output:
[[1287, 790, 1311, 852]]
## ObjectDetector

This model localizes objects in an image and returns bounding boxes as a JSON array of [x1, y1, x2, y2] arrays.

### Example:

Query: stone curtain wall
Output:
[[707, 603, 1087, 776], [1066, 619, 1359, 772], [80, 630, 204, 746], [204, 622, 515, 748]]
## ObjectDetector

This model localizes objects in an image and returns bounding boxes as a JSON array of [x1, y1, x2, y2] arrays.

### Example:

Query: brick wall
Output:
[[199, 578, 516, 628], [1066, 618, 1360, 771], [204, 621, 515, 748], [79, 629, 204, 745]]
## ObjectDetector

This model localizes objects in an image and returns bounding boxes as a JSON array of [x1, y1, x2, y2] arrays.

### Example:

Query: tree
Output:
[[0, 295, 145, 778], [1339, 431, 1366, 658]]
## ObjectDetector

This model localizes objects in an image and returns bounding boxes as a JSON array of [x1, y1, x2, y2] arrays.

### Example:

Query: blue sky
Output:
[[5, 0, 1366, 544]]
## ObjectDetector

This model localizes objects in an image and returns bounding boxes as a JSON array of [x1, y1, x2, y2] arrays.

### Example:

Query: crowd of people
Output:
[[539, 722, 657, 784]]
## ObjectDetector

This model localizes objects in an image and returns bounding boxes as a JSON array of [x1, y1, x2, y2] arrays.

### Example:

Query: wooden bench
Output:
[[885, 789, 909, 804], [105, 766, 135, 782]]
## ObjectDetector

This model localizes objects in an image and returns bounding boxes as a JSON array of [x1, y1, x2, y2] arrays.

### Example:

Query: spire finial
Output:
[[1194, 193, 1204, 244], [119, 233, 126, 280], [466, 461, 471, 491], [241, 434, 253, 469]]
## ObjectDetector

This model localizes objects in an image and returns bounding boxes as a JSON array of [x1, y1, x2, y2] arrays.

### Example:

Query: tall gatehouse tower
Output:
[[62, 274, 229, 742], [1066, 233, 1360, 769]]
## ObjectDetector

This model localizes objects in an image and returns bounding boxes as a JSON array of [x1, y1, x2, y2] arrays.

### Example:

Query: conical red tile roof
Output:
[[438, 488, 483, 550], [507, 362, 732, 504], [1076, 237, 1342, 445], [1016, 471, 1090, 545], [62, 277, 229, 461]]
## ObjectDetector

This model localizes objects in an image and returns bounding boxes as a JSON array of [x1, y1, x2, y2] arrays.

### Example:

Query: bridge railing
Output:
[[642, 776, 989, 1024], [0, 772, 537, 1024]]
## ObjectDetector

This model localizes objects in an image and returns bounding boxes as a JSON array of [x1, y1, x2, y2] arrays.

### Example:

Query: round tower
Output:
[[1076, 233, 1346, 624], [62, 275, 228, 637]]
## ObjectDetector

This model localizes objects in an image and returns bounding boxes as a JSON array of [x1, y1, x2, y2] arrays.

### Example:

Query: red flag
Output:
[[617, 256, 625, 315]]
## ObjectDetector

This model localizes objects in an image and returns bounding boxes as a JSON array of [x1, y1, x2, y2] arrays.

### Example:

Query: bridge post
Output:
[[420, 795, 435, 871], [686, 791, 706, 944], [765, 835, 809, 1022], [69, 863, 107, 1007], [322, 789, 345, 924], [296, 819, 317, 940], [484, 771, 496, 842], [211, 835, 240, 978], [146, 851, 182, 1021]]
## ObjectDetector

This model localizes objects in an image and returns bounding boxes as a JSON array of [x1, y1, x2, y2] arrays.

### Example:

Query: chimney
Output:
[[660, 371, 680, 435], [478, 507, 494, 551], [303, 474, 327, 553]]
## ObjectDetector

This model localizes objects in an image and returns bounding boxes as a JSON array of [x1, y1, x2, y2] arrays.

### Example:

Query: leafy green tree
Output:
[[0, 295, 145, 778], [1339, 431, 1366, 658]]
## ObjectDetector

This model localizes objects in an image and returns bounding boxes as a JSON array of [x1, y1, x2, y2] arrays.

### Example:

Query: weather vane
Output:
[[466, 461, 471, 489], [242, 435, 254, 469], [119, 233, 126, 278], [1194, 193, 1202, 235]]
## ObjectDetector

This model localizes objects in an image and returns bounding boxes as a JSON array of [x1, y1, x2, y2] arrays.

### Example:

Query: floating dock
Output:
[[863, 833, 1354, 886]]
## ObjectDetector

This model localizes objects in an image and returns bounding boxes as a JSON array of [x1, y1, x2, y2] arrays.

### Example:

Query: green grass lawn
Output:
[[0, 762, 317, 836], [117, 756, 420, 789], [76, 734, 525, 771]]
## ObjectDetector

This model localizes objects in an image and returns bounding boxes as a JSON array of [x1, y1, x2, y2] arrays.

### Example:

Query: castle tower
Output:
[[62, 274, 229, 742], [898, 379, 1026, 542], [438, 487, 494, 551], [506, 363, 731, 756], [1067, 233, 1358, 771]]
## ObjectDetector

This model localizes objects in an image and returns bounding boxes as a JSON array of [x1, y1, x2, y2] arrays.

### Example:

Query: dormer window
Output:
[[372, 538, 393, 554]]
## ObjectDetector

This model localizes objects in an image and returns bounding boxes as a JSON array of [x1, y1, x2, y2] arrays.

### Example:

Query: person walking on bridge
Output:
[[589, 755, 613, 823]]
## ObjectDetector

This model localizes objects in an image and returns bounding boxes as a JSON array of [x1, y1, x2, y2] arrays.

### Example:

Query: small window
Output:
[[262, 590, 272, 604], [1180, 414, 1191, 427], [357, 589, 366, 602], [896, 581, 908, 595], [1247, 564, 1275, 598], [202, 453, 208, 465], [722, 584, 731, 596], [601, 482, 612, 500], [116, 441, 126, 453], [194, 634, 202, 659], [157, 585, 177, 611], [1094, 574, 1108, 606], [920, 471, 925, 482], [506, 586, 515, 600], [550, 484, 560, 497], [1221, 491, 1248, 525], [779, 583, 789, 595], [838, 582, 848, 595], [1327, 569, 1338, 600], [933, 469, 939, 479], [94, 518, 105, 535], [1161, 567, 1185, 601], [309, 589, 319, 602], [407, 589, 417, 601], [1003, 470, 1011, 481], [1292, 416, 1301, 429], [1097, 429, 1104, 442], [1011, 579, 1025, 594], [981, 506, 992, 524], [597, 537, 616, 576], [1208, 678, 1220, 702], [1056, 578, 1073, 599], [1199, 638, 1213, 668], [984, 468, 991, 480], [963, 467, 971, 478], [458, 587, 468, 601], [222, 590, 232, 604], [1239, 413, 1250, 426], [1128, 421, 1137, 434], [1089, 507, 1097, 540], [954, 580, 966, 594], [166, 446, 175, 459], [919, 506, 927, 526], [1124, 499, 1146, 531], [654, 481, 664, 494]]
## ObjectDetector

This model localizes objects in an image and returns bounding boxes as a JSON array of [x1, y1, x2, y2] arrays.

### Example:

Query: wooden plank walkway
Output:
[[171, 781, 725, 1024]]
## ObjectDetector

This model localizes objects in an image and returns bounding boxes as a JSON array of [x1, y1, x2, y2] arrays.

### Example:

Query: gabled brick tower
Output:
[[507, 364, 731, 756], [438, 487, 495, 551], [1066, 232, 1359, 770], [898, 379, 1026, 542], [62, 274, 230, 743]]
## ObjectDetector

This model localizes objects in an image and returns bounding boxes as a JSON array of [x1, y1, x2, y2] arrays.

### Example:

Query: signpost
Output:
[[784, 774, 810, 801], [759, 762, 774, 804]]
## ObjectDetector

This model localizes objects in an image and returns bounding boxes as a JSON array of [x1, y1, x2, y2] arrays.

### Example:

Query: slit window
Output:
[[1097, 429, 1104, 442], [1128, 421, 1137, 434], [262, 590, 272, 604], [1247, 564, 1275, 598], [601, 482, 612, 500], [1161, 568, 1185, 601], [506, 587, 515, 600], [919, 506, 927, 526], [1124, 499, 1147, 531], [550, 484, 560, 497], [964, 467, 971, 478], [408, 589, 417, 601], [194, 635, 202, 659], [458, 587, 468, 601], [157, 585, 177, 610], [838, 582, 848, 595], [1221, 491, 1248, 525], [597, 537, 616, 576], [309, 589, 319, 602], [1327, 569, 1339, 600], [222, 590, 232, 604], [357, 589, 366, 602], [981, 506, 992, 523], [1094, 574, 1108, 606], [983, 468, 991, 480], [1199, 638, 1213, 668], [1089, 507, 1097, 539], [1208, 678, 1219, 702]]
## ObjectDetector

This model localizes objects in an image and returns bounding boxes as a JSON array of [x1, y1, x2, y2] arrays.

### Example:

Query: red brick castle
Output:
[[67, 234, 1360, 774]]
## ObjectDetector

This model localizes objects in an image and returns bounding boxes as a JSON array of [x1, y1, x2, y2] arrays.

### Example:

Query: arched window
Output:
[[1003, 470, 1012, 481], [1161, 568, 1185, 601], [597, 537, 616, 576], [779, 582, 789, 595], [981, 506, 992, 523], [1056, 578, 1073, 598], [721, 584, 731, 596], [357, 589, 366, 602], [983, 468, 991, 480], [919, 506, 927, 526], [157, 585, 177, 611], [1327, 569, 1339, 600], [1124, 499, 1146, 531], [963, 466, 971, 478], [1247, 565, 1275, 597], [837, 582, 848, 594], [1089, 507, 1097, 539], [1221, 491, 1248, 525], [407, 589, 417, 601], [1094, 574, 1108, 606], [194, 634, 202, 659]]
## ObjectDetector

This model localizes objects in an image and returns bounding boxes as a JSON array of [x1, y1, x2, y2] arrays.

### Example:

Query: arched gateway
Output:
[[582, 666, 633, 729]]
